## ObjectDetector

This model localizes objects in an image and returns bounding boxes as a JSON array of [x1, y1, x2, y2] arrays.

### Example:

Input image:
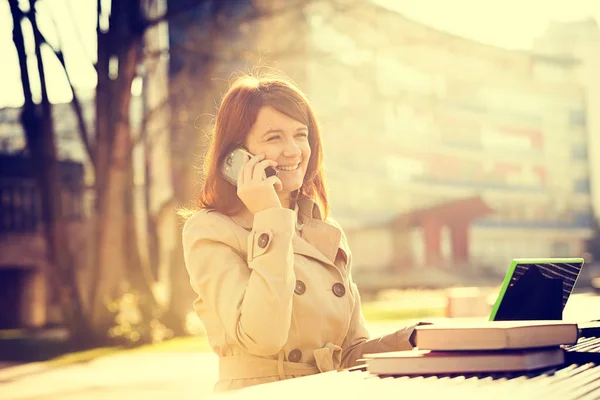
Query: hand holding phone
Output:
[[221, 147, 283, 214], [221, 147, 277, 186]]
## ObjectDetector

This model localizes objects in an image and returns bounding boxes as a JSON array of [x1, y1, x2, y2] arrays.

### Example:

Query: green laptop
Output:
[[489, 258, 585, 321]]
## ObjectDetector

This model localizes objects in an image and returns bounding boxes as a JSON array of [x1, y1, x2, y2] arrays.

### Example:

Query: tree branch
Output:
[[33, 25, 95, 166], [29, 0, 50, 111], [141, 0, 204, 32], [64, 0, 98, 74], [141, 0, 308, 33], [8, 0, 35, 110]]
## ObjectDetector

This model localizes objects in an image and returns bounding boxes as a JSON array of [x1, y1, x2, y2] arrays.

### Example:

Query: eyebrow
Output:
[[263, 127, 308, 136]]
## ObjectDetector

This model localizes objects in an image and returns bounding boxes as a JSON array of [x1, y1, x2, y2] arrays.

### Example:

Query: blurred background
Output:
[[1, 0, 600, 395]]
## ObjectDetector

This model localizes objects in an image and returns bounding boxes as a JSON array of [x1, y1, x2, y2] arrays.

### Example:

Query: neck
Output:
[[278, 192, 294, 210]]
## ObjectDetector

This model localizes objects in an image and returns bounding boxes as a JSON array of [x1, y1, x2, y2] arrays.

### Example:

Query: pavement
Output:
[[0, 320, 416, 400], [0, 351, 220, 400], [1, 294, 599, 400]]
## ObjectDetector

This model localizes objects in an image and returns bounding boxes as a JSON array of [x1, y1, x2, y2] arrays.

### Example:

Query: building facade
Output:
[[0, 152, 85, 329], [294, 2, 597, 274], [0, 94, 92, 329]]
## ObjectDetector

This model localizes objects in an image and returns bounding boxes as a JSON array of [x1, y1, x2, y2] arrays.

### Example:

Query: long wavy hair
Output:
[[183, 74, 329, 219]]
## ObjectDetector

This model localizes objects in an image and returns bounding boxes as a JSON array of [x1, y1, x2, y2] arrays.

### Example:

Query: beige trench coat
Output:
[[182, 197, 418, 392]]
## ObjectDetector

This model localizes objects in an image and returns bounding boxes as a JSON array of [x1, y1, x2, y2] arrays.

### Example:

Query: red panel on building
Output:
[[493, 162, 521, 175], [497, 125, 544, 149], [533, 166, 547, 184], [393, 196, 493, 268]]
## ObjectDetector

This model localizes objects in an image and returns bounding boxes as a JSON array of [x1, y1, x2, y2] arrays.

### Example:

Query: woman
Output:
[[182, 74, 419, 392]]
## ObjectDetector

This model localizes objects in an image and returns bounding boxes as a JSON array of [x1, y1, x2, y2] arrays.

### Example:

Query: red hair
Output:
[[193, 74, 329, 218]]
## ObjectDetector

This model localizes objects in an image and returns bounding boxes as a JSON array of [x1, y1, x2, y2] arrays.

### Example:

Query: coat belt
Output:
[[218, 343, 342, 381]]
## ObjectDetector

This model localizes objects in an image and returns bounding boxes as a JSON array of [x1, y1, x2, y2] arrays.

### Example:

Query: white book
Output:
[[414, 320, 579, 351], [365, 347, 565, 376]]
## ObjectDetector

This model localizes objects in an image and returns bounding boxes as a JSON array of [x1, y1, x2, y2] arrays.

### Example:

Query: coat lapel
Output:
[[295, 197, 341, 267], [229, 197, 342, 268], [294, 219, 341, 267]]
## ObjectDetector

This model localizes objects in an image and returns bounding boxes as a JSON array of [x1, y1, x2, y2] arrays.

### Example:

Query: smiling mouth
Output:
[[277, 163, 300, 172]]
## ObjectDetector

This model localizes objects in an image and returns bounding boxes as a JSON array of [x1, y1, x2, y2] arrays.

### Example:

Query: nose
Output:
[[282, 138, 301, 157]]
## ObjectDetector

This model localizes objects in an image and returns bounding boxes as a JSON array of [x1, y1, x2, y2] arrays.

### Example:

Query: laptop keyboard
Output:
[[564, 323, 600, 364]]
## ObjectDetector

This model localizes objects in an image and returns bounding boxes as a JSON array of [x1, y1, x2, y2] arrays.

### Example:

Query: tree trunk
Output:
[[10, 0, 92, 344], [91, 41, 142, 330], [165, 16, 223, 334], [91, 1, 161, 338], [89, 0, 113, 331]]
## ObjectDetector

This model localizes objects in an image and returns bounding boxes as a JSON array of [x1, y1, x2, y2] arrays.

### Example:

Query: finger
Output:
[[252, 160, 278, 181], [266, 175, 283, 192], [243, 153, 264, 183]]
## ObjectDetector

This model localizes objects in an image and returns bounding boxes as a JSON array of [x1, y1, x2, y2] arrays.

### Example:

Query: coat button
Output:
[[332, 282, 346, 297], [288, 349, 302, 362], [294, 280, 306, 295], [257, 233, 269, 248]]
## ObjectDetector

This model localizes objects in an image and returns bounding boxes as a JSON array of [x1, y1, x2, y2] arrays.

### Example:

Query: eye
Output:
[[266, 136, 280, 141], [296, 132, 308, 138]]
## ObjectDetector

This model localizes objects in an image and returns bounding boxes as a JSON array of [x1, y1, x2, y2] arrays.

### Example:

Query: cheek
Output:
[[244, 138, 258, 154], [246, 141, 268, 158], [265, 149, 280, 161], [302, 144, 312, 161]]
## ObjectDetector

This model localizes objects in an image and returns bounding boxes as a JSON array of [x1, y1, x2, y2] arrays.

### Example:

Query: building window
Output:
[[386, 156, 424, 184], [532, 62, 567, 83], [572, 144, 588, 160], [570, 110, 586, 127], [573, 179, 590, 194]]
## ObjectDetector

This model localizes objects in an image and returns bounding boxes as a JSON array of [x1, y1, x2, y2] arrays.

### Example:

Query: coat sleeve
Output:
[[334, 222, 419, 369], [339, 276, 420, 368], [182, 207, 296, 356]]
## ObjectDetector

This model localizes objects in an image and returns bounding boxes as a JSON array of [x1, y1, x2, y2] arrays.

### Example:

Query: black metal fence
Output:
[[0, 178, 40, 232], [0, 154, 84, 234]]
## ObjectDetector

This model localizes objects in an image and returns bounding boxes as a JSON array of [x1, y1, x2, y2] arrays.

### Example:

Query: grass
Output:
[[43, 336, 214, 367], [46, 346, 120, 368], [131, 335, 212, 354], [361, 304, 445, 321], [0, 329, 32, 340], [1, 302, 441, 369], [0, 336, 213, 371]]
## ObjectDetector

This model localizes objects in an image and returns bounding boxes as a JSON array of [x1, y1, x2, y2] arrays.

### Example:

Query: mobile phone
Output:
[[220, 147, 278, 186]]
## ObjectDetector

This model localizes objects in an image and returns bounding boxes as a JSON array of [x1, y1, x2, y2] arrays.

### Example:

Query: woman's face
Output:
[[244, 106, 311, 194]]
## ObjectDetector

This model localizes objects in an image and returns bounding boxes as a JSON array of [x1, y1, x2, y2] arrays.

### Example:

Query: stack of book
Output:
[[364, 320, 579, 375]]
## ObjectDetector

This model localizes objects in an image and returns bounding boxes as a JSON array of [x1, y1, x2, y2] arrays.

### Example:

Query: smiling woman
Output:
[[179, 73, 425, 393], [244, 106, 311, 197], [193, 75, 328, 217]]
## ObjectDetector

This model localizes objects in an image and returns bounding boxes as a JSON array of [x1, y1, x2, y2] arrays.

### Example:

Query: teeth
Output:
[[277, 164, 299, 171]]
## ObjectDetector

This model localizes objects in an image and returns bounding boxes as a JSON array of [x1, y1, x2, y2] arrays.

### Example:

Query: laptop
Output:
[[489, 258, 585, 321]]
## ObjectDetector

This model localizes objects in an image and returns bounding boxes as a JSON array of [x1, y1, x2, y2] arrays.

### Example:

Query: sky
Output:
[[0, 0, 599, 107], [375, 0, 600, 49], [0, 0, 96, 107]]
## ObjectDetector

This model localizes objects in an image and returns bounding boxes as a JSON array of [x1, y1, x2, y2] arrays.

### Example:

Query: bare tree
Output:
[[8, 0, 91, 343]]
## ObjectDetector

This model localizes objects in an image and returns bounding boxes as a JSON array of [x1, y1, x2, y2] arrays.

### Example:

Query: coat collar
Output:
[[229, 196, 319, 230], [229, 197, 342, 267]]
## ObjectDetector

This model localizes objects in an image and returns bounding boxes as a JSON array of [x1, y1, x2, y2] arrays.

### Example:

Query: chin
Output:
[[279, 177, 303, 193]]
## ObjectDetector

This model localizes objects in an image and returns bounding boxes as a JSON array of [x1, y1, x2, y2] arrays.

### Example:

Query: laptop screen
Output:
[[489, 258, 585, 321]]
